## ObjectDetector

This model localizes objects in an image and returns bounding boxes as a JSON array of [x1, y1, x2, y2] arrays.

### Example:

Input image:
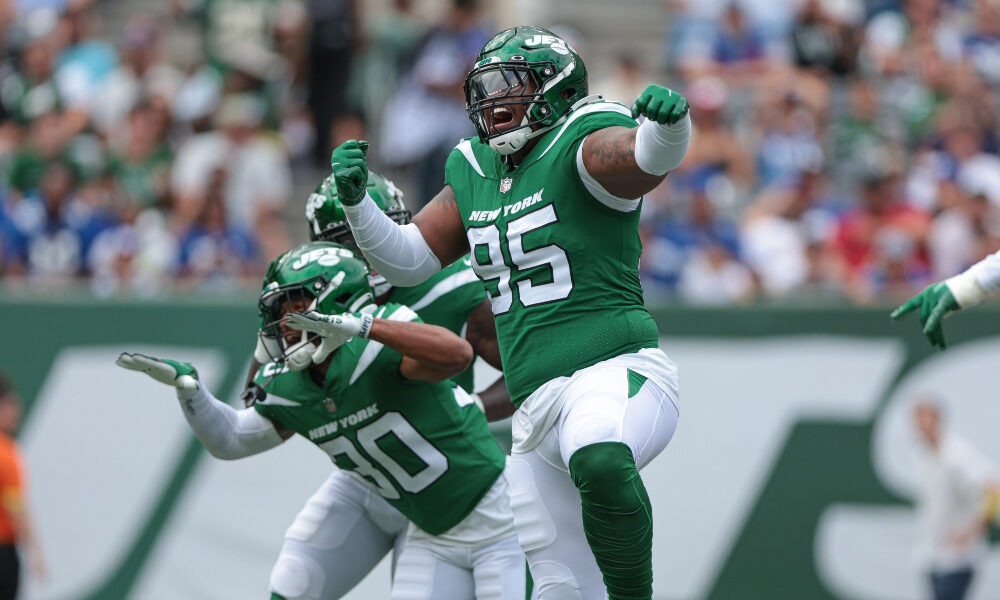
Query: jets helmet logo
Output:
[[523, 34, 571, 55]]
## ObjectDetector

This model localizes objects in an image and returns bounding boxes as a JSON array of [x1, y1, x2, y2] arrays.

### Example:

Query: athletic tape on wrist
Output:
[[634, 113, 691, 176], [945, 270, 987, 308], [358, 313, 374, 338]]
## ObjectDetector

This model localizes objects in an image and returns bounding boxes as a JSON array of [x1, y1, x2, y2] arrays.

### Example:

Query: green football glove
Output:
[[891, 282, 961, 350], [285, 310, 374, 363], [330, 140, 369, 206], [116, 353, 200, 390], [631, 85, 690, 126]]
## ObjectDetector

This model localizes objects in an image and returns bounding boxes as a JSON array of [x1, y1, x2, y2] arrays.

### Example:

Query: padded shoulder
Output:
[[533, 100, 636, 162]]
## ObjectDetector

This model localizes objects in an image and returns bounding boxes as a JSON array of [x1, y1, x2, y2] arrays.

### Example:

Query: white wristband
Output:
[[358, 313, 374, 338], [342, 192, 442, 286], [966, 249, 1000, 294], [945, 270, 987, 308], [634, 113, 691, 176]]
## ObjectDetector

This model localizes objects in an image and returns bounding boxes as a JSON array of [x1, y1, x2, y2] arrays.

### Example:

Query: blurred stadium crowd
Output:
[[0, 0, 998, 305]]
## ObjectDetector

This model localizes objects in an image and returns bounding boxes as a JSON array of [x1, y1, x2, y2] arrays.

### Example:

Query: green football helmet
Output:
[[464, 26, 589, 155], [305, 170, 410, 252], [255, 242, 375, 371]]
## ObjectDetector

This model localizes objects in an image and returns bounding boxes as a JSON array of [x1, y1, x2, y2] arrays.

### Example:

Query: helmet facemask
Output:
[[256, 273, 374, 371], [257, 282, 321, 371], [465, 61, 557, 155]]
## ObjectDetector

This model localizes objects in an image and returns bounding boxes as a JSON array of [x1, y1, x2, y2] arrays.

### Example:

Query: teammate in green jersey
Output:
[[303, 171, 512, 416], [237, 173, 519, 600], [326, 25, 689, 600], [118, 244, 530, 600]]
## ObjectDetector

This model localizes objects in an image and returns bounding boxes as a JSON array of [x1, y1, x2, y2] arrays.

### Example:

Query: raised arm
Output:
[[411, 184, 473, 267], [331, 140, 469, 285], [285, 312, 473, 383], [368, 318, 474, 382], [580, 85, 691, 200], [116, 353, 290, 460]]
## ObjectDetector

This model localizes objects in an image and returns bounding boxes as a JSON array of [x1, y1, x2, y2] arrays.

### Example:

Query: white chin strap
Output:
[[284, 337, 318, 371], [253, 332, 315, 371], [253, 334, 278, 364], [489, 117, 532, 155], [488, 109, 569, 156]]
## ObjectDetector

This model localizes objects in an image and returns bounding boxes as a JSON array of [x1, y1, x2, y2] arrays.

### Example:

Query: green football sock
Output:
[[569, 441, 653, 600]]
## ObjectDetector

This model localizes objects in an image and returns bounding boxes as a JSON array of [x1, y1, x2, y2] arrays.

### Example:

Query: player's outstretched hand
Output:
[[116, 353, 200, 389], [632, 84, 690, 126], [891, 282, 960, 350], [330, 139, 369, 206], [285, 311, 374, 363]]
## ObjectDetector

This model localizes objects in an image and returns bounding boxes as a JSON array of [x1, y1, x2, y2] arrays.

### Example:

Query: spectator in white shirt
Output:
[[913, 400, 1000, 600]]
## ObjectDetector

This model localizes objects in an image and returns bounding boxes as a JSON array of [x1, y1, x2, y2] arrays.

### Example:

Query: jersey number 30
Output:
[[318, 412, 448, 500], [468, 204, 573, 315]]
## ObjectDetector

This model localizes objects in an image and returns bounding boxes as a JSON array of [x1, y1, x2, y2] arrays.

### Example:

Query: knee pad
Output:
[[269, 554, 315, 600], [506, 458, 557, 553], [530, 560, 584, 600], [568, 442, 641, 506]]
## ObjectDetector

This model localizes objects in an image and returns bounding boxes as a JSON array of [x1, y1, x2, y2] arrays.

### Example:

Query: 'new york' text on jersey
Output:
[[444, 100, 659, 406]]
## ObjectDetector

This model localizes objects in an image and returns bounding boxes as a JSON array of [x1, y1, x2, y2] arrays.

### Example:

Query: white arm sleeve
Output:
[[968, 250, 1000, 294], [945, 250, 1000, 307], [633, 113, 691, 176], [176, 384, 285, 460], [342, 192, 442, 286]]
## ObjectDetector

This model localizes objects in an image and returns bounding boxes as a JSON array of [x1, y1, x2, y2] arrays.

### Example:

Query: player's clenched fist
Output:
[[631, 85, 690, 126], [330, 140, 369, 206]]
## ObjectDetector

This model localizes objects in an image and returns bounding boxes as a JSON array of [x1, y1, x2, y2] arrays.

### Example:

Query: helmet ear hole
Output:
[[334, 292, 354, 307]]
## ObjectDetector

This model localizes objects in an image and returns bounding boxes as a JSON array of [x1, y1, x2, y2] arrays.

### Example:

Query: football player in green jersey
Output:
[[235, 173, 518, 600], [326, 25, 689, 600], [118, 244, 530, 600], [303, 171, 512, 417]]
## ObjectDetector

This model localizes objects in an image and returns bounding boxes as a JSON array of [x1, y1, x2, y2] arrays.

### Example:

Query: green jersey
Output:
[[386, 256, 484, 392], [253, 302, 505, 535], [444, 100, 659, 406]]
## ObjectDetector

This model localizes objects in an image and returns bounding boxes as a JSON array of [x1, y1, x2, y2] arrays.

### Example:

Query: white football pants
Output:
[[268, 469, 409, 600], [506, 349, 680, 600]]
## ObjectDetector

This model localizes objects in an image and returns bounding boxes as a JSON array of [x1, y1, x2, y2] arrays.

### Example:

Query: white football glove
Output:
[[116, 353, 200, 390], [285, 310, 374, 363]]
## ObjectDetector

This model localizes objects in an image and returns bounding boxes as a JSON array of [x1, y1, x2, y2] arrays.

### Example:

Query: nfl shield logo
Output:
[[324, 398, 337, 412], [500, 178, 513, 194]]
